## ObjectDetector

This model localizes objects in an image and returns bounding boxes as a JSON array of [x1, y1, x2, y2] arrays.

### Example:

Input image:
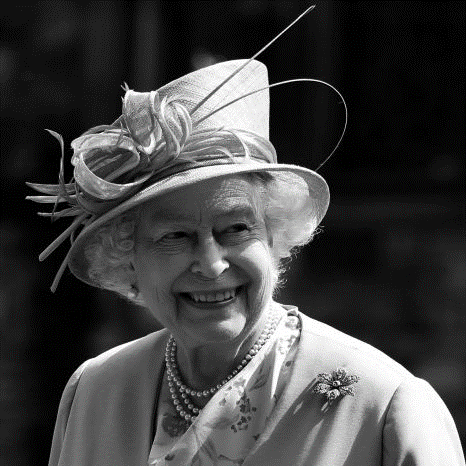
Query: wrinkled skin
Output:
[[132, 176, 278, 388]]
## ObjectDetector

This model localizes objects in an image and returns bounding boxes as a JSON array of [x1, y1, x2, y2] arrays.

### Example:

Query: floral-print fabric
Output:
[[148, 304, 301, 465]]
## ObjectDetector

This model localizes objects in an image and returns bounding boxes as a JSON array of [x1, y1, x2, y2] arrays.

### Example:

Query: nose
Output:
[[190, 235, 229, 279]]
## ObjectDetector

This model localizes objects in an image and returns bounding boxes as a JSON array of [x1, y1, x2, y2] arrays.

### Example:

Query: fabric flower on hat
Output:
[[70, 88, 193, 205], [70, 131, 146, 201]]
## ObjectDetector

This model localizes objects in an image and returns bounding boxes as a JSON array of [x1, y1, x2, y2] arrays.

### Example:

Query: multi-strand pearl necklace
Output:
[[165, 309, 282, 423]]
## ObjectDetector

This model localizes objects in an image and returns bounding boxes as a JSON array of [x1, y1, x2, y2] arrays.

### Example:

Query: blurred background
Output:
[[1, 1, 464, 463]]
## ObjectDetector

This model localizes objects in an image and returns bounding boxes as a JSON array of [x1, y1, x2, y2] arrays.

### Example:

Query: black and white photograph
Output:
[[1, 2, 464, 465]]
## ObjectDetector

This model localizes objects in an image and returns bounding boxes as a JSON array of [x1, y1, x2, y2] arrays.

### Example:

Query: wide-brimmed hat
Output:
[[27, 9, 346, 291]]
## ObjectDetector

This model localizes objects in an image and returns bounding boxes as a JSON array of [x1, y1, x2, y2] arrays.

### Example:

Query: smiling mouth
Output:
[[180, 286, 243, 304]]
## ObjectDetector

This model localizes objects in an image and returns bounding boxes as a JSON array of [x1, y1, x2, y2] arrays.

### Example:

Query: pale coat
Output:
[[49, 309, 465, 465]]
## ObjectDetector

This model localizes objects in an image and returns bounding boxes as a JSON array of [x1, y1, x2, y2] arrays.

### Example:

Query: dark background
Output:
[[1, 1, 464, 463]]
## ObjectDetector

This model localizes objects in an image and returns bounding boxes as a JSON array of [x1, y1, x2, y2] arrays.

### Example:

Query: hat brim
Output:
[[68, 162, 329, 287]]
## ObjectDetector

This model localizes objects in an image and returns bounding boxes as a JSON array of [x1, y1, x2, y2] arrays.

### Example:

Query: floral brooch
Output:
[[313, 368, 360, 404]]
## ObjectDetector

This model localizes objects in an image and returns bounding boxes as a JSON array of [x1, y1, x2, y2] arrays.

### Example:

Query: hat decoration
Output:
[[26, 4, 347, 291]]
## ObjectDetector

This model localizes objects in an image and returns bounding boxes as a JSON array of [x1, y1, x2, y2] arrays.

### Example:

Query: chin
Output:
[[181, 313, 248, 344], [175, 290, 250, 344]]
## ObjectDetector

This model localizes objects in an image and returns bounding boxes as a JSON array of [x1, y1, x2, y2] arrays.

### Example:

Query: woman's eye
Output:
[[225, 223, 249, 234], [161, 232, 187, 240]]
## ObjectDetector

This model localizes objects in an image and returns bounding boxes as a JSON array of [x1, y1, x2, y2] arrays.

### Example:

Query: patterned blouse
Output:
[[148, 304, 301, 465]]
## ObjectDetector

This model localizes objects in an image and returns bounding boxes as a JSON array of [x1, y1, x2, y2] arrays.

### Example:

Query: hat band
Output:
[[139, 150, 270, 189], [75, 133, 275, 217]]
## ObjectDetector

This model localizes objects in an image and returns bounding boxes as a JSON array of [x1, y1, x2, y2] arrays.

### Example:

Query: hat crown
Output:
[[158, 60, 270, 139]]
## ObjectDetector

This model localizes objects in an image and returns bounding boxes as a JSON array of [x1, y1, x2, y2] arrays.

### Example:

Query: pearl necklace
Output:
[[165, 309, 281, 423]]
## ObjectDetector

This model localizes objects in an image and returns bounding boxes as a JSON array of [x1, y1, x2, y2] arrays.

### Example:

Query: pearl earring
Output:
[[128, 284, 139, 299], [190, 262, 201, 274]]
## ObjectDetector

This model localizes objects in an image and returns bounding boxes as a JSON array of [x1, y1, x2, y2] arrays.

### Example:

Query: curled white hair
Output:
[[85, 172, 320, 304]]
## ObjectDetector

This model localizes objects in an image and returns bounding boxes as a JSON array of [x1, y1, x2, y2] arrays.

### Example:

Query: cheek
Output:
[[134, 248, 187, 305], [239, 242, 276, 291]]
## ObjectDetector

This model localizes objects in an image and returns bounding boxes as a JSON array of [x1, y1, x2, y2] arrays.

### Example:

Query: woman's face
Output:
[[132, 176, 277, 347]]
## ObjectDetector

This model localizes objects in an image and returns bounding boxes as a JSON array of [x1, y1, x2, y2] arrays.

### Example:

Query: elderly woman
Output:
[[29, 31, 463, 466]]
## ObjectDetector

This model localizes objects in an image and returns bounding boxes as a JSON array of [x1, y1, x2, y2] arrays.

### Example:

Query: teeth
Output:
[[189, 288, 238, 303]]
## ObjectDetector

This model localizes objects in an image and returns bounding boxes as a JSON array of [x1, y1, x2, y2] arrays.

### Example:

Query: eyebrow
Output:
[[148, 204, 258, 225]]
